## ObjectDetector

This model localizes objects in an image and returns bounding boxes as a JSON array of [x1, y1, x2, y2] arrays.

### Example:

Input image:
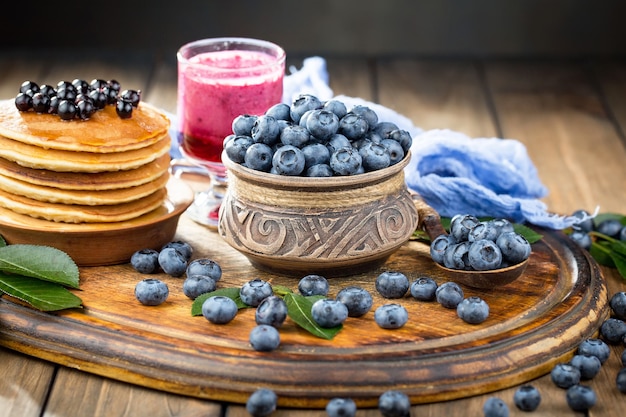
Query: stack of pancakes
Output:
[[0, 99, 171, 223]]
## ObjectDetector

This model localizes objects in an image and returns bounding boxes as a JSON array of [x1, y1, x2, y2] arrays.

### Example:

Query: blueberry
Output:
[[306, 109, 340, 140], [306, 164, 334, 177], [249, 324, 281, 352], [577, 338, 611, 364], [120, 89, 141, 107], [330, 147, 363, 176], [251, 115, 281, 146], [265, 102, 291, 121], [457, 296, 490, 324], [272, 145, 306, 176], [325, 397, 356, 417], [350, 105, 378, 127], [134, 278, 169, 306], [550, 363, 581, 388], [298, 109, 316, 128], [496, 232, 531, 265], [571, 209, 594, 233], [338, 113, 369, 140], [31, 92, 50, 113], [596, 218, 623, 238], [157, 247, 188, 277], [57, 99, 77, 120], [482, 397, 509, 417], [373, 121, 400, 139], [322, 99, 348, 119], [246, 388, 278, 417], [378, 390, 410, 417], [410, 277, 438, 301], [359, 141, 391, 171], [375, 271, 409, 299], [620, 225, 626, 241], [182, 275, 217, 300], [569, 230, 592, 250], [186, 258, 222, 281], [130, 249, 160, 274], [600, 317, 626, 344], [202, 296, 238, 324], [336, 286, 373, 317], [161, 240, 193, 261], [450, 214, 480, 242], [290, 93, 323, 124], [224, 135, 254, 163], [435, 282, 464, 309], [565, 384, 596, 412], [302, 142, 330, 168], [244, 143, 274, 172], [298, 274, 329, 296], [14, 92, 32, 111], [255, 295, 288, 328], [617, 367, 626, 393], [570, 354, 601, 380], [430, 234, 453, 265], [115, 98, 133, 119], [232, 114, 258, 136], [468, 239, 503, 270], [20, 80, 39, 94], [610, 291, 626, 320], [513, 385, 541, 411], [387, 129, 413, 152], [468, 221, 499, 242], [240, 278, 273, 307], [326, 133, 352, 154], [374, 304, 408, 329], [88, 89, 107, 109], [311, 299, 349, 328], [489, 218, 515, 236], [380, 138, 405, 165], [280, 124, 310, 147], [442, 241, 472, 270]]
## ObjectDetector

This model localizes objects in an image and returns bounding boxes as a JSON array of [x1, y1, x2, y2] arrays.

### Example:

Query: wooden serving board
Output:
[[0, 213, 609, 409]]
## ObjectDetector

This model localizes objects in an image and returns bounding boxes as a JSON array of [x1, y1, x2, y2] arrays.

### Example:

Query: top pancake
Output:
[[0, 99, 170, 153]]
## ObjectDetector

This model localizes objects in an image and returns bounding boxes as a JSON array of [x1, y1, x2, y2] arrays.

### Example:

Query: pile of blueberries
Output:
[[430, 214, 532, 271], [14, 78, 141, 120], [224, 94, 412, 177], [568, 208, 626, 249]]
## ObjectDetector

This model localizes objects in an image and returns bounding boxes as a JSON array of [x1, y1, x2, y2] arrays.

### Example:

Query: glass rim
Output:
[[177, 37, 286, 73]]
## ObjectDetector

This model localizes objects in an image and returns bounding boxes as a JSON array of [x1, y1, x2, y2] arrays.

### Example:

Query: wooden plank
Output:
[[592, 59, 626, 147], [43, 368, 221, 417], [0, 347, 55, 417], [377, 59, 499, 138]]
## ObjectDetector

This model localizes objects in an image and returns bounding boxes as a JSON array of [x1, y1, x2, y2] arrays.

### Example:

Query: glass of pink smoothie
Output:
[[175, 37, 285, 228]]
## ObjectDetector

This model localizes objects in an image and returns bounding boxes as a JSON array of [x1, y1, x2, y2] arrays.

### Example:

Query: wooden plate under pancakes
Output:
[[0, 178, 194, 265]]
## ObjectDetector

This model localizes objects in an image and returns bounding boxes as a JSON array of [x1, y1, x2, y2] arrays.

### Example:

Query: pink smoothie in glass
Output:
[[177, 49, 284, 168]]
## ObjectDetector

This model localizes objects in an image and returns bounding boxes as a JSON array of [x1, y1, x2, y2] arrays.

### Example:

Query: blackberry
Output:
[[116, 98, 133, 119], [14, 93, 32, 111], [76, 98, 96, 120], [120, 89, 141, 107], [57, 100, 77, 120], [19, 80, 39, 95]]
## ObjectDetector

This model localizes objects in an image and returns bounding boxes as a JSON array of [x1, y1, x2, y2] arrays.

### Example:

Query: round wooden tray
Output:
[[0, 214, 609, 409]]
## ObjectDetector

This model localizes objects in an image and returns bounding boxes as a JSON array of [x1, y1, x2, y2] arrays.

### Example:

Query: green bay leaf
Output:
[[0, 272, 82, 311], [191, 287, 248, 316], [0, 245, 79, 288], [284, 293, 342, 340]]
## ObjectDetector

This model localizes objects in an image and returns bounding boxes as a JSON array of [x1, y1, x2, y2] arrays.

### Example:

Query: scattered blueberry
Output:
[[186, 258, 222, 281], [378, 390, 411, 417], [482, 397, 509, 417], [610, 291, 626, 320], [255, 295, 288, 328], [596, 218, 623, 238], [246, 388, 278, 417], [617, 367, 626, 393], [577, 338, 611, 364], [375, 271, 409, 299], [157, 247, 188, 277], [335, 286, 373, 317], [565, 384, 596, 412], [569, 230, 592, 250], [161, 240, 193, 261], [240, 279, 273, 307], [513, 385, 541, 411], [134, 278, 169, 306], [571, 209, 594, 232], [202, 296, 238, 324], [456, 296, 490, 324], [550, 363, 581, 389], [435, 282, 464, 309], [249, 324, 281, 352], [130, 249, 160, 274], [311, 299, 349, 328], [298, 274, 329, 297], [374, 304, 408, 329], [325, 397, 356, 417], [570, 354, 601, 380], [600, 317, 626, 344], [408, 276, 437, 301], [182, 275, 216, 300]]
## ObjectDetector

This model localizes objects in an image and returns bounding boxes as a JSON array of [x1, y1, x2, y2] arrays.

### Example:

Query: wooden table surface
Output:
[[0, 51, 625, 416]]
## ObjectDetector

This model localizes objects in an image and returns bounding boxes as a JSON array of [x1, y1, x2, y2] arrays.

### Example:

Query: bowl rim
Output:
[[221, 150, 411, 189]]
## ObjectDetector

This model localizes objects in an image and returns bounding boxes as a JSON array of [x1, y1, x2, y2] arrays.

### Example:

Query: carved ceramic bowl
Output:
[[218, 152, 421, 276]]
